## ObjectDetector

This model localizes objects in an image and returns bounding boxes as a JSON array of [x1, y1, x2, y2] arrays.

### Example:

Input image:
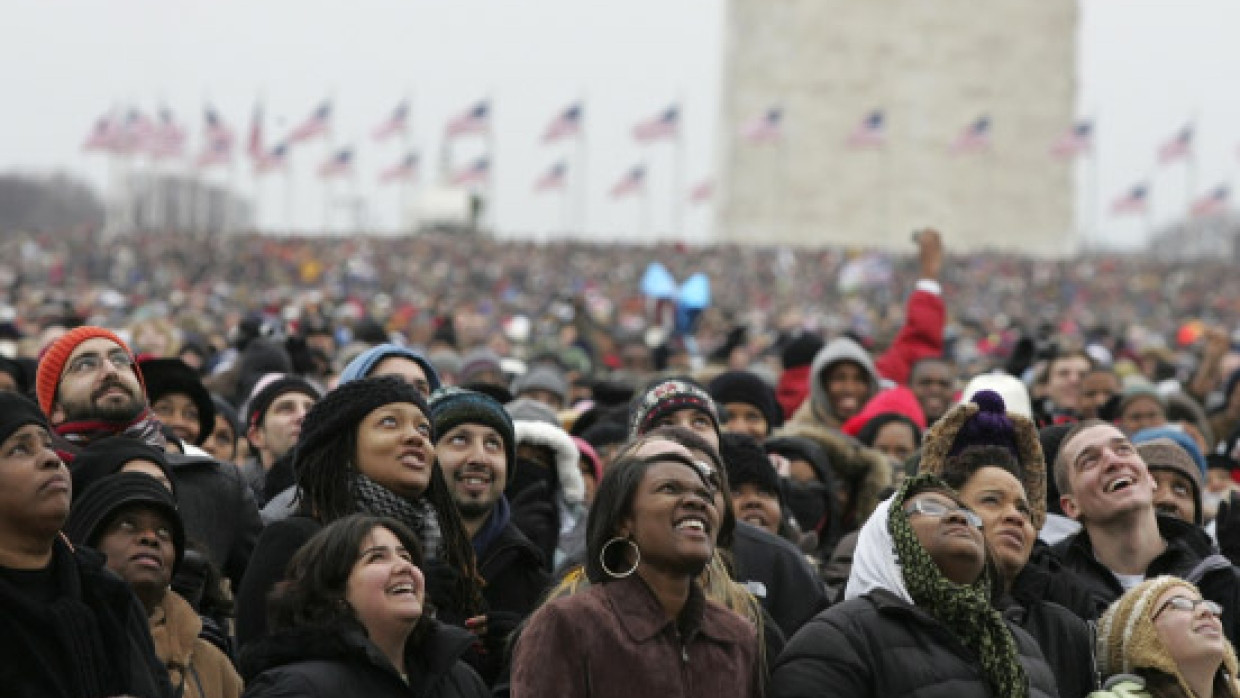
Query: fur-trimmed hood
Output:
[[772, 419, 893, 528], [513, 420, 585, 505], [917, 396, 1047, 529]]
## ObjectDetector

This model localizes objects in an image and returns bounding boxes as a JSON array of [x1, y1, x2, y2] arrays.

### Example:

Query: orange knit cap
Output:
[[35, 327, 145, 417]]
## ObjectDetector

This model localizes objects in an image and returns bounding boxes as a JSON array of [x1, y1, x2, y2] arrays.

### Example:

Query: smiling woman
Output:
[[510, 452, 760, 698]]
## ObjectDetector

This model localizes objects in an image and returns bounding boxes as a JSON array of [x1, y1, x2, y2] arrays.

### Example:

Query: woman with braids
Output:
[[509, 449, 760, 698], [240, 515, 488, 697], [235, 376, 484, 650], [770, 473, 1059, 698]]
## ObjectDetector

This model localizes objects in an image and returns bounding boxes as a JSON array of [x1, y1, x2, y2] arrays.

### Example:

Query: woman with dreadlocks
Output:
[[235, 376, 484, 650], [769, 473, 1059, 698]]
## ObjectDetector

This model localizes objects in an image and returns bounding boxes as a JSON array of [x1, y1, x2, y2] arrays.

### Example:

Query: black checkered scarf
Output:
[[353, 472, 443, 561]]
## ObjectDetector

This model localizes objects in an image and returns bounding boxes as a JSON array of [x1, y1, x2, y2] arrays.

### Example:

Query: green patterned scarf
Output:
[[889, 473, 1029, 698]]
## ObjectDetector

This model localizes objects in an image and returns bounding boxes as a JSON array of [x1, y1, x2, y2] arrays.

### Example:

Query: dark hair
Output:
[[268, 514, 428, 638], [938, 445, 1021, 492], [617, 425, 736, 549], [294, 409, 484, 618], [856, 413, 923, 450], [1052, 418, 1110, 497], [909, 356, 954, 381]]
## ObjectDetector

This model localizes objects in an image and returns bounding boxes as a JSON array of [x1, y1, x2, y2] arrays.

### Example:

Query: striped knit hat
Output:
[[428, 387, 515, 468], [1096, 575, 1240, 696], [629, 378, 719, 439], [36, 327, 144, 417]]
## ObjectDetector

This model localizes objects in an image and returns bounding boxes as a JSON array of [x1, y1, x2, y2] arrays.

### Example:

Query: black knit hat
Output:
[[429, 387, 516, 467], [244, 374, 323, 431], [65, 472, 186, 573], [720, 432, 780, 496], [781, 332, 825, 370], [71, 437, 174, 502], [629, 378, 720, 438], [0, 392, 49, 445], [763, 435, 833, 484], [212, 394, 240, 437], [139, 357, 215, 445], [708, 370, 784, 431], [0, 355, 30, 396], [296, 376, 430, 458]]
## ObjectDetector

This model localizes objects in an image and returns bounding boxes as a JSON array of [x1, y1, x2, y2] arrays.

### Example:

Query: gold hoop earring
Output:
[[599, 536, 640, 578]]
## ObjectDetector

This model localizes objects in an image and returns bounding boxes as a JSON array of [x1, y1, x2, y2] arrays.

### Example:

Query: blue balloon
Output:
[[640, 262, 678, 299]]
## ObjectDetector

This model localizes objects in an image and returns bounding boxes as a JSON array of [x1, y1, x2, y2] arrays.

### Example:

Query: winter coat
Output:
[[731, 521, 829, 639], [240, 619, 488, 698], [1001, 594, 1097, 698], [873, 284, 946, 386], [167, 451, 263, 591], [0, 538, 173, 698], [769, 589, 1060, 698], [772, 419, 893, 529], [795, 337, 882, 431], [151, 590, 243, 698], [510, 573, 760, 698], [478, 520, 550, 620], [236, 515, 322, 649], [1052, 514, 1240, 646]]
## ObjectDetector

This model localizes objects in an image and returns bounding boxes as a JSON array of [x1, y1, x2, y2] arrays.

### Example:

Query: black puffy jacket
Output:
[[239, 619, 488, 698], [770, 589, 1059, 698]]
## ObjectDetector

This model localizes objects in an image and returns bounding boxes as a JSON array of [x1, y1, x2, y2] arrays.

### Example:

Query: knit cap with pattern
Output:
[[1136, 437, 1204, 525], [629, 378, 720, 438], [1096, 575, 1240, 698], [429, 386, 515, 467]]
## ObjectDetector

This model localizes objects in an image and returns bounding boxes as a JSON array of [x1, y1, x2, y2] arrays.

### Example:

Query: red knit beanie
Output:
[[36, 327, 144, 417]]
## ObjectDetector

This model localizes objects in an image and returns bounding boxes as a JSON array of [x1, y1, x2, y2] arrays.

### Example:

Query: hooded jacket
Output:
[[240, 619, 487, 698], [772, 419, 893, 530], [792, 338, 882, 431], [512, 420, 587, 569]]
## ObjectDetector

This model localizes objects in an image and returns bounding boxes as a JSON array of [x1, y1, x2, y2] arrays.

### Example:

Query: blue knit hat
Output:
[[429, 387, 516, 467], [339, 344, 442, 391]]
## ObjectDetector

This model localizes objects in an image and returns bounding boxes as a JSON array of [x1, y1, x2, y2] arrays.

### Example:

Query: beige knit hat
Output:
[[1096, 576, 1240, 697]]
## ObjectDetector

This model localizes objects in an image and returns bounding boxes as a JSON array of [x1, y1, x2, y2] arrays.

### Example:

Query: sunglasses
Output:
[[1154, 595, 1223, 620], [904, 498, 984, 529]]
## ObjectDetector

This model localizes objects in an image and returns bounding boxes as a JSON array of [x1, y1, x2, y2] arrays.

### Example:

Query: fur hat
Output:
[[1097, 576, 1240, 698], [429, 387, 515, 468], [138, 357, 215, 445], [629, 378, 720, 439], [708, 370, 784, 432], [514, 420, 585, 504], [1136, 437, 1203, 525], [36, 326, 144, 417], [918, 390, 1047, 529]]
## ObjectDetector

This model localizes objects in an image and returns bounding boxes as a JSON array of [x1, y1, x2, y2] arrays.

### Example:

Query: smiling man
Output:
[[1051, 419, 1240, 643]]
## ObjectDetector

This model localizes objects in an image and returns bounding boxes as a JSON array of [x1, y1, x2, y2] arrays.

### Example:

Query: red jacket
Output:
[[875, 285, 945, 386]]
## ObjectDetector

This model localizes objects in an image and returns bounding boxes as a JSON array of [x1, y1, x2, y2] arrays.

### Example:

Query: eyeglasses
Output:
[[1154, 595, 1223, 620], [66, 351, 134, 376], [904, 498, 984, 529]]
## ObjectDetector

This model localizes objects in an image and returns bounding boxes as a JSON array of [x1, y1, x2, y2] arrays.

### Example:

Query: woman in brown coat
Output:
[[510, 450, 760, 698]]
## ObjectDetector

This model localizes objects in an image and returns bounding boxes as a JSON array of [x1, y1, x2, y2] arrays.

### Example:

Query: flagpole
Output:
[[577, 92, 589, 241], [672, 94, 685, 240], [487, 94, 496, 237]]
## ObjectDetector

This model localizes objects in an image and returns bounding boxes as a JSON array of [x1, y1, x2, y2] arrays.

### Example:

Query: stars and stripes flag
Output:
[[445, 101, 490, 138], [689, 180, 714, 204], [288, 101, 332, 144], [533, 162, 568, 192], [610, 166, 646, 198], [1110, 183, 1149, 216], [951, 116, 991, 153], [1191, 186, 1229, 218], [254, 143, 288, 175], [82, 113, 119, 152], [372, 101, 409, 141], [633, 106, 679, 143], [112, 109, 156, 156], [1050, 119, 1093, 159], [847, 110, 886, 149], [195, 139, 233, 169], [247, 105, 264, 161], [318, 148, 354, 178], [147, 108, 187, 159], [542, 103, 583, 143], [195, 107, 234, 167], [451, 157, 491, 187], [740, 107, 783, 144], [1157, 124, 1194, 165], [379, 152, 419, 183]]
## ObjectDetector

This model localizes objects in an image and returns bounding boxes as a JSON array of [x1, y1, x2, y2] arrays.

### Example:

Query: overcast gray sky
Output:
[[3, 0, 1238, 248]]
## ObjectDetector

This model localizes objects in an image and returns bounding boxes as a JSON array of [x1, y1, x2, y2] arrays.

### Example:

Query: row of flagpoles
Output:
[[81, 99, 1237, 233]]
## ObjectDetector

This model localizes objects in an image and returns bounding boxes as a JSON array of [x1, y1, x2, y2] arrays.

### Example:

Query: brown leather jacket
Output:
[[151, 591, 242, 698], [511, 574, 759, 698]]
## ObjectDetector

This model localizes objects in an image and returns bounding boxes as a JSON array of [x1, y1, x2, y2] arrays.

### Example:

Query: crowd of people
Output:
[[5, 226, 1240, 697]]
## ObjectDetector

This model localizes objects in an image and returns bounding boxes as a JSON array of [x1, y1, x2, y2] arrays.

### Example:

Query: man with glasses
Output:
[[35, 326, 261, 592], [1051, 418, 1240, 644]]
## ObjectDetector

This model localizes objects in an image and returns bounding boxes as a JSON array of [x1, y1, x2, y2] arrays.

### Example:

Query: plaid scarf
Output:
[[889, 473, 1028, 698], [352, 473, 443, 562]]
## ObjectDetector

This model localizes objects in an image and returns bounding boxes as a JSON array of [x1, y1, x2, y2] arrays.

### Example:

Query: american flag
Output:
[[247, 105, 264, 161], [452, 157, 490, 187], [379, 152, 419, 183], [740, 107, 783, 144], [689, 180, 714, 204], [445, 101, 490, 138], [633, 106, 679, 143], [82, 113, 119, 152], [195, 139, 233, 169], [1050, 119, 1093, 159], [610, 166, 646, 198], [1191, 186, 1229, 218], [542, 103, 582, 143], [204, 107, 235, 149], [951, 116, 991, 153], [534, 162, 568, 192], [1158, 124, 1194, 165], [372, 101, 409, 141], [254, 143, 288, 175], [148, 108, 186, 159], [288, 102, 332, 144], [115, 109, 156, 156], [318, 148, 354, 178], [1110, 183, 1149, 216], [847, 110, 886, 148]]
